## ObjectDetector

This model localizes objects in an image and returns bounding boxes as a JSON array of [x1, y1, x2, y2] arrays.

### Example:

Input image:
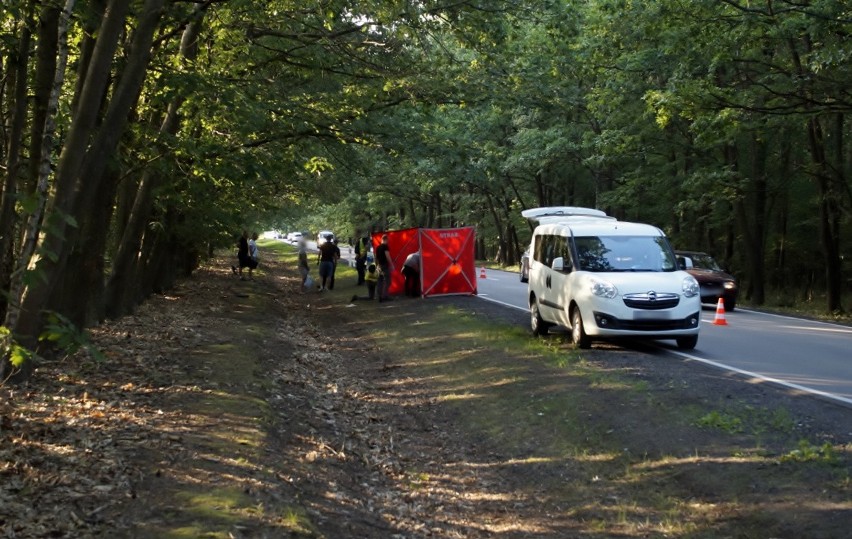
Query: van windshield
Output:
[[574, 236, 677, 272]]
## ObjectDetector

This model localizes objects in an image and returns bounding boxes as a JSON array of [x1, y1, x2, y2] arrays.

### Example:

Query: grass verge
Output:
[[329, 280, 852, 537]]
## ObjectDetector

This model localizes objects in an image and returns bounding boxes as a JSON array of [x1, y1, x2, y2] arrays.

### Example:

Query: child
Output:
[[351, 264, 378, 302], [364, 263, 378, 299]]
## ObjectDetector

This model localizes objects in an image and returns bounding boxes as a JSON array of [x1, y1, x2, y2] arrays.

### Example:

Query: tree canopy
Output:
[[1, 0, 850, 379]]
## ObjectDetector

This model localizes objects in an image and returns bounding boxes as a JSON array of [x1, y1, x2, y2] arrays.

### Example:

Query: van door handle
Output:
[[546, 275, 552, 288]]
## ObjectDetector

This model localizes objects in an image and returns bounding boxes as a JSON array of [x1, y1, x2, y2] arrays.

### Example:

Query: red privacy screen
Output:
[[372, 227, 476, 297]]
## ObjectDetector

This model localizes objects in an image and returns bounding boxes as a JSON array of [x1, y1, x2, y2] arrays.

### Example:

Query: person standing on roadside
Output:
[[297, 236, 310, 290], [375, 234, 393, 302], [233, 230, 251, 280], [317, 235, 337, 291], [246, 232, 259, 279], [354, 234, 369, 285], [328, 238, 341, 290]]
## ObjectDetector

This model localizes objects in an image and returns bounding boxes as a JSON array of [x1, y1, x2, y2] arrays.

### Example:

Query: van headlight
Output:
[[682, 276, 700, 298], [590, 278, 618, 299]]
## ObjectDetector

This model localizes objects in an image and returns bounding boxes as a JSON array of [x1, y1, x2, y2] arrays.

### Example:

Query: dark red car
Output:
[[675, 250, 738, 311]]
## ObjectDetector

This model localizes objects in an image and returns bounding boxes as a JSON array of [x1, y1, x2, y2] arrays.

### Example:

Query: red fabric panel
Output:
[[420, 227, 477, 297], [372, 228, 420, 295], [372, 227, 476, 297]]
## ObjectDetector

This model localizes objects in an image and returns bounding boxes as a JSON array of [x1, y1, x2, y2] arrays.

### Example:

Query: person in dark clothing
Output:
[[329, 238, 341, 290], [317, 236, 337, 291], [297, 237, 311, 290], [233, 230, 253, 280], [354, 235, 370, 285], [375, 234, 393, 302]]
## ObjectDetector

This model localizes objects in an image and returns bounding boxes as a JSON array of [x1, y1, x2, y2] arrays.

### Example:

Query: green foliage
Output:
[[2, 0, 849, 327], [696, 410, 744, 434], [0, 326, 32, 369], [781, 440, 839, 465], [695, 405, 795, 437], [39, 312, 105, 362]]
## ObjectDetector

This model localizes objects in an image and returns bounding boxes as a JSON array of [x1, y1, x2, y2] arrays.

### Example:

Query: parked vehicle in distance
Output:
[[317, 230, 335, 245], [519, 249, 530, 282], [287, 232, 303, 243], [523, 206, 701, 350], [675, 250, 738, 311]]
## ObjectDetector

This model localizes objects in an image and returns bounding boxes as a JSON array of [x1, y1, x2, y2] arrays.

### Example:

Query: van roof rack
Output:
[[521, 206, 613, 221]]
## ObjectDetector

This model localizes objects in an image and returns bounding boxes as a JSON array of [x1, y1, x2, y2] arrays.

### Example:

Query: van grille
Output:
[[593, 311, 700, 331], [622, 292, 680, 310]]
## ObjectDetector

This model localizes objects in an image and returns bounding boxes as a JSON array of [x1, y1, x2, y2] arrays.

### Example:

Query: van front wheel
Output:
[[571, 308, 591, 349], [531, 301, 552, 336], [676, 335, 698, 350]]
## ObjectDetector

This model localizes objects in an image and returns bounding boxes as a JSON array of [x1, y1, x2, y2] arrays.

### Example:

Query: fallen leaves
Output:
[[0, 257, 466, 537]]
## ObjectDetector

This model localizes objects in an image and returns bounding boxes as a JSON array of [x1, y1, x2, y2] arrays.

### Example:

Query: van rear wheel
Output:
[[571, 308, 591, 349], [531, 301, 552, 336]]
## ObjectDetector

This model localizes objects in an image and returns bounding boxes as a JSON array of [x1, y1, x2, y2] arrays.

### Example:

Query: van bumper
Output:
[[590, 311, 701, 335]]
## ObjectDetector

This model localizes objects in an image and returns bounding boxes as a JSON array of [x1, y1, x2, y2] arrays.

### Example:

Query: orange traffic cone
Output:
[[712, 298, 728, 326], [480, 267, 487, 279]]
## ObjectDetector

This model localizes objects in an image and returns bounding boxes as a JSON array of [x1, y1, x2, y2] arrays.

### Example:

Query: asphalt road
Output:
[[476, 267, 852, 407]]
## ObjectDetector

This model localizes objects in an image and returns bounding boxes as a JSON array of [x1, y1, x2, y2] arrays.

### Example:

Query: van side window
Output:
[[555, 236, 572, 271], [533, 235, 547, 265], [534, 234, 573, 270], [543, 235, 555, 267], [534, 235, 553, 267]]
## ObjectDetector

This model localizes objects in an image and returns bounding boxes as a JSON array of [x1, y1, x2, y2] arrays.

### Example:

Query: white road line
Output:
[[666, 348, 852, 408], [476, 294, 527, 312]]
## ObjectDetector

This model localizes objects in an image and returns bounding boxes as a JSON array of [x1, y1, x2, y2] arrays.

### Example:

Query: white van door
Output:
[[545, 234, 574, 328], [529, 234, 552, 319], [533, 233, 573, 326]]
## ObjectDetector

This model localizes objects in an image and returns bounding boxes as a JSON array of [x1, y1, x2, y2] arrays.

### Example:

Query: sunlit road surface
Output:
[[476, 267, 852, 407]]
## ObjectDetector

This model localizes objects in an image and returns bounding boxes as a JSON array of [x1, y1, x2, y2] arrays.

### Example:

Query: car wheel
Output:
[[676, 335, 698, 350], [570, 307, 591, 349], [725, 299, 736, 312], [531, 300, 551, 336]]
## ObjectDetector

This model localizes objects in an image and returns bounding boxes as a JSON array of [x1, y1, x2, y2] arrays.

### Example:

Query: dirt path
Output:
[[2, 252, 850, 538]]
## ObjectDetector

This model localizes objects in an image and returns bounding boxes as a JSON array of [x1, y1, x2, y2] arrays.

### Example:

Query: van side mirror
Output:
[[677, 256, 693, 270], [552, 256, 565, 271]]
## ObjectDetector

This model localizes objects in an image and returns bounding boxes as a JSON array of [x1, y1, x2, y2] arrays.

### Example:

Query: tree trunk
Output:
[[771, 132, 793, 289], [807, 116, 844, 313], [1, 0, 77, 382], [485, 194, 504, 262], [24, 3, 62, 198], [787, 37, 846, 312], [0, 8, 32, 320], [749, 134, 768, 305], [54, 163, 121, 326], [729, 138, 767, 306], [105, 12, 202, 317], [10, 0, 135, 359], [11, 0, 129, 334]]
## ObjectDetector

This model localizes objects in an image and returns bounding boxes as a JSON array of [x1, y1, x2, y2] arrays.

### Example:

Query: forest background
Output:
[[0, 0, 850, 381]]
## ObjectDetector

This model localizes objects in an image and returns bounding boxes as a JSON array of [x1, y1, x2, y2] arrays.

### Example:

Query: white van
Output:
[[523, 207, 701, 349], [316, 230, 335, 245]]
